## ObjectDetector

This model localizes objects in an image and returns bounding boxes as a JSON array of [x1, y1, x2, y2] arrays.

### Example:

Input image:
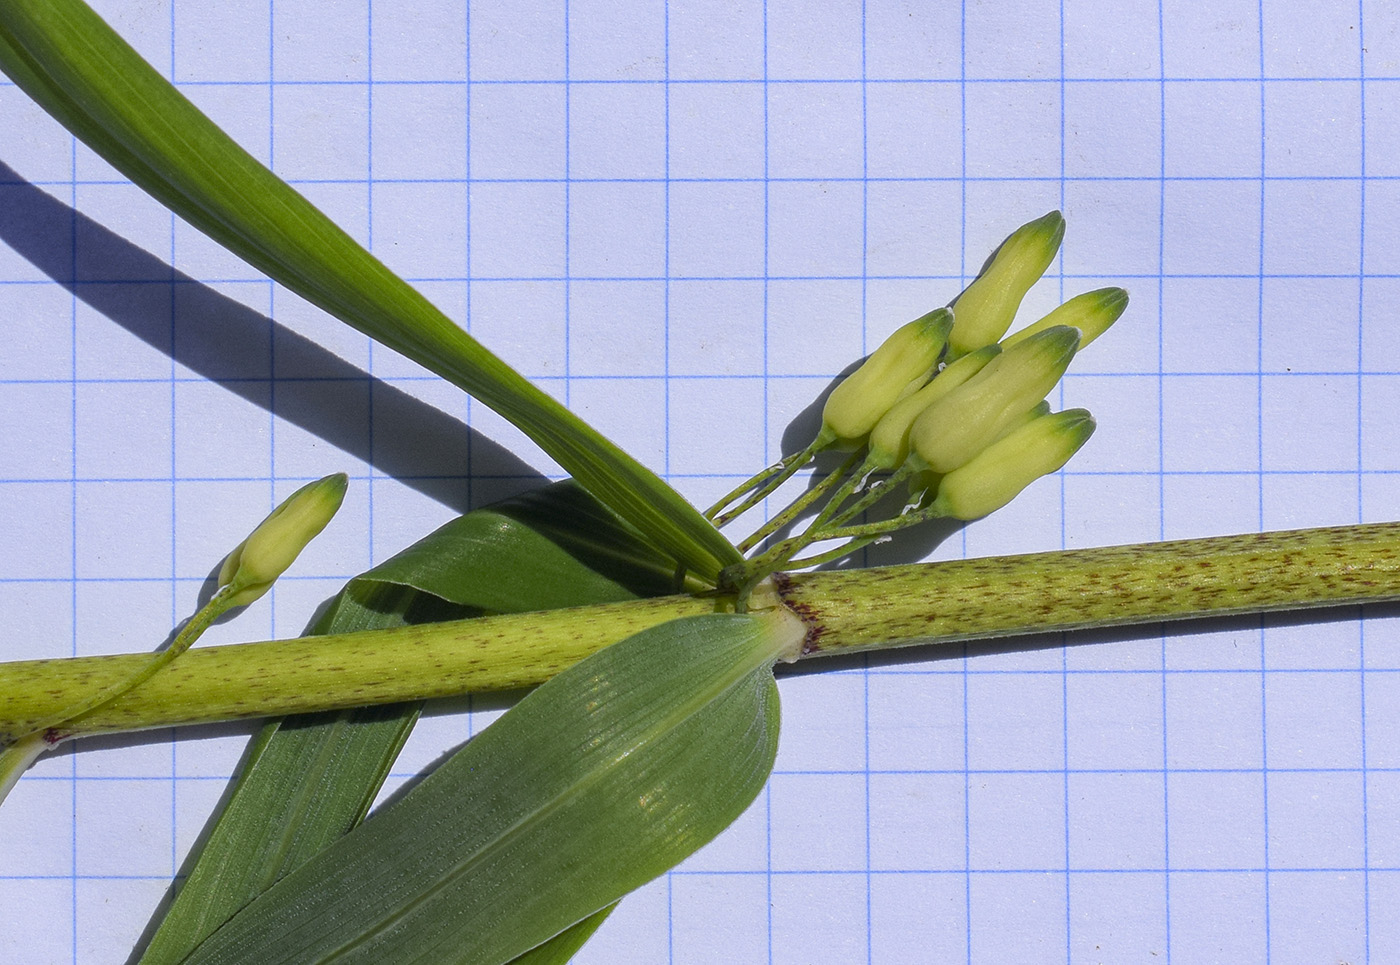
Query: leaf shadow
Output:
[[0, 160, 545, 515]]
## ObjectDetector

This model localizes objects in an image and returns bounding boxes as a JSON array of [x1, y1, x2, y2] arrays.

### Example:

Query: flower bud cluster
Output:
[[815, 213, 1124, 520], [716, 212, 1127, 590]]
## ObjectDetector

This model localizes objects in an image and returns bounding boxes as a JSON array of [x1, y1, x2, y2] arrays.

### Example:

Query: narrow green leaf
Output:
[[136, 483, 676, 965], [0, 0, 740, 582], [181, 612, 794, 965]]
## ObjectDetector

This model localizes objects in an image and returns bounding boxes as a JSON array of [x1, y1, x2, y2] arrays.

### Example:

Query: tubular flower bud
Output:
[[1001, 287, 1128, 351], [910, 325, 1080, 474], [928, 408, 1096, 520], [217, 473, 348, 607], [819, 308, 953, 446], [947, 211, 1065, 358], [867, 344, 1000, 471]]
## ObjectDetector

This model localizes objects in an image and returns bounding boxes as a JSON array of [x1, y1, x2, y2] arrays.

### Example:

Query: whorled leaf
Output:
[[179, 612, 797, 965]]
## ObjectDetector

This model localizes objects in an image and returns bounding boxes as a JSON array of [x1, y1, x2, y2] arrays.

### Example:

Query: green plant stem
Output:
[[5, 522, 1400, 743]]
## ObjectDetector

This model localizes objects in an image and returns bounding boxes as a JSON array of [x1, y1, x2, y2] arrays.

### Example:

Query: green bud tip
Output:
[[217, 473, 348, 608], [1001, 287, 1128, 351], [947, 210, 1066, 358], [819, 307, 954, 446], [910, 325, 1081, 474], [929, 408, 1096, 521]]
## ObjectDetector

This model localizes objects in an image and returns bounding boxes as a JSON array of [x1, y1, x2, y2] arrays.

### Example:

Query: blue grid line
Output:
[[67, 117, 79, 965], [15, 172, 1400, 186], [69, 73, 1400, 86], [563, 0, 571, 413], [165, 0, 180, 888], [20, 762, 1400, 781], [1056, 4, 1072, 956], [16, 466, 1400, 486], [6, 863, 1397, 881], [762, 4, 772, 960], [1357, 4, 1373, 960], [662, 6, 673, 958], [1156, 0, 1172, 957], [1255, 6, 1272, 958], [7, 269, 1399, 283], [859, 4, 873, 959], [958, 2, 972, 960], [24, 368, 1400, 384]]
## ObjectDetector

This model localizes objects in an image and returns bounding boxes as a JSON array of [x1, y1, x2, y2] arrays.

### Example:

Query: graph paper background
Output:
[[3, 0, 1400, 961]]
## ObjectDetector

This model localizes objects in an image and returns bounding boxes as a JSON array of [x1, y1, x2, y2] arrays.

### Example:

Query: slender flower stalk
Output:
[[735, 451, 864, 554], [706, 438, 824, 525], [0, 475, 348, 803]]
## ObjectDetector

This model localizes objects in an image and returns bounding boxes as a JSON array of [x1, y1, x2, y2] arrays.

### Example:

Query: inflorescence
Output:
[[709, 211, 1127, 599]]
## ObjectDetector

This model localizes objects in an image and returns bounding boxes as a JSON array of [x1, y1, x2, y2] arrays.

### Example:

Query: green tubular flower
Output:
[[217, 473, 348, 607], [947, 211, 1065, 358], [928, 408, 1096, 520], [910, 325, 1080, 474], [866, 344, 1000, 471], [1001, 287, 1129, 351], [818, 308, 953, 447]]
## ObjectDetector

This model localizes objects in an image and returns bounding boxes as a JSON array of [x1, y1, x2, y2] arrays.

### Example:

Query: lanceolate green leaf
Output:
[[180, 612, 796, 965], [137, 483, 669, 964], [0, 0, 740, 583]]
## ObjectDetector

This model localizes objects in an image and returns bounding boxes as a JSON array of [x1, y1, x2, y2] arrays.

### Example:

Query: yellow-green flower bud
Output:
[[910, 325, 1080, 474], [819, 308, 953, 447], [217, 473, 348, 607], [928, 408, 1095, 520], [947, 211, 1065, 358], [867, 344, 1000, 470], [1001, 287, 1128, 351]]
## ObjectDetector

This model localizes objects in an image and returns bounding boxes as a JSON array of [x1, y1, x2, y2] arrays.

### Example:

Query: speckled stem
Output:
[[4, 522, 1399, 743], [776, 521, 1400, 656]]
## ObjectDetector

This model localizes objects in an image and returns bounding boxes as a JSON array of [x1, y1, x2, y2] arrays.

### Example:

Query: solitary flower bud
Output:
[[819, 308, 953, 447], [928, 408, 1095, 520], [1001, 287, 1128, 351], [947, 211, 1065, 358], [867, 344, 1000, 470], [910, 325, 1080, 474], [217, 473, 348, 607]]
